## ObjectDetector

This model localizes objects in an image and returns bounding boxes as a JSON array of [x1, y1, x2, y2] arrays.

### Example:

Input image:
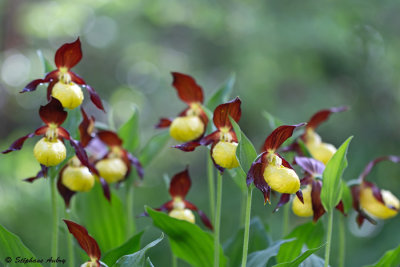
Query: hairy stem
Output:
[[324, 210, 334, 267], [241, 187, 253, 267], [207, 156, 215, 222], [214, 172, 223, 267], [65, 210, 74, 267], [50, 176, 58, 267], [339, 215, 346, 267]]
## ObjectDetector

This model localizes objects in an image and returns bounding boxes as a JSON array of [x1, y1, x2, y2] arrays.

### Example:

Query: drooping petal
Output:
[[24, 165, 48, 183], [79, 108, 95, 147], [294, 156, 325, 176], [213, 97, 241, 130], [55, 38, 82, 69], [246, 152, 267, 186], [127, 152, 144, 179], [173, 140, 202, 152], [20, 79, 48, 93], [311, 180, 325, 222], [172, 72, 204, 105], [169, 168, 191, 198], [57, 166, 76, 207], [99, 177, 111, 202], [248, 156, 271, 204], [296, 190, 304, 204], [84, 85, 105, 112], [46, 80, 57, 101], [155, 118, 172, 128], [200, 131, 221, 146], [263, 124, 305, 152], [63, 219, 101, 266], [2, 133, 35, 154], [183, 200, 213, 230], [69, 138, 98, 176], [335, 201, 346, 215], [97, 130, 123, 147], [57, 127, 71, 140], [39, 98, 67, 126], [274, 193, 291, 212], [306, 106, 348, 130], [276, 153, 294, 169], [359, 155, 400, 181]]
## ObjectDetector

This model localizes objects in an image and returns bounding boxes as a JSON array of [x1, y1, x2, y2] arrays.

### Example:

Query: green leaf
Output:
[[206, 74, 235, 111], [273, 243, 325, 267], [37, 50, 54, 74], [320, 136, 353, 211], [102, 231, 144, 266], [247, 239, 294, 267], [261, 111, 285, 130], [75, 184, 127, 252], [118, 106, 140, 153], [224, 217, 272, 267], [297, 139, 312, 158], [228, 168, 247, 193], [276, 221, 324, 263], [230, 117, 257, 174], [364, 244, 400, 267], [341, 181, 352, 213], [0, 223, 42, 266], [139, 131, 170, 167], [113, 233, 164, 267], [146, 207, 227, 267]]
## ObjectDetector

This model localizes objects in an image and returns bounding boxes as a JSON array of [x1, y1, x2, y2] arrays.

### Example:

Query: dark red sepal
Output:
[[296, 190, 304, 204], [274, 194, 291, 212], [246, 152, 267, 186], [263, 124, 305, 152], [294, 156, 325, 176], [57, 166, 76, 207], [200, 131, 221, 146], [79, 108, 95, 147], [34, 126, 48, 136], [69, 138, 98, 176], [2, 133, 35, 154], [248, 156, 271, 204], [46, 80, 57, 101], [155, 118, 172, 128], [20, 79, 47, 93], [307, 106, 348, 130], [97, 131, 123, 147], [85, 85, 105, 112], [213, 97, 241, 130], [69, 71, 85, 85], [335, 201, 346, 215], [172, 72, 204, 104], [183, 200, 213, 230], [359, 156, 400, 181], [24, 165, 48, 183], [169, 168, 191, 198], [58, 127, 70, 140], [55, 38, 82, 69], [277, 153, 294, 170], [39, 98, 67, 126], [173, 140, 202, 152], [127, 152, 144, 179], [63, 219, 101, 266], [99, 177, 111, 202], [311, 180, 326, 222]]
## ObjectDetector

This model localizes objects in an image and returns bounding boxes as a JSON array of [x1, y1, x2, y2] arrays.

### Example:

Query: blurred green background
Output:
[[1, 0, 400, 266]]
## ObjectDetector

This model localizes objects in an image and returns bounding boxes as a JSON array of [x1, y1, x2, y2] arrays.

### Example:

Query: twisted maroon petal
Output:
[[79, 108, 95, 147], [57, 165, 76, 207], [84, 85, 105, 112], [183, 200, 213, 230], [24, 165, 48, 183], [97, 130, 123, 147], [359, 155, 400, 181], [20, 79, 47, 93], [99, 177, 111, 202], [169, 168, 191, 198], [58, 127, 71, 140], [127, 152, 144, 179], [263, 124, 305, 152], [155, 118, 172, 129], [173, 140, 202, 152], [274, 193, 291, 212], [306, 106, 348, 129], [311, 180, 325, 222], [200, 131, 221, 146], [39, 98, 67, 126], [2, 133, 35, 154], [46, 80, 57, 101], [55, 38, 82, 69], [213, 97, 241, 130], [172, 72, 204, 104]]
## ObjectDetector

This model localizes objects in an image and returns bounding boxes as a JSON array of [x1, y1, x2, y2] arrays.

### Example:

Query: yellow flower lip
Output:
[[212, 141, 240, 169], [169, 115, 205, 142], [95, 157, 128, 183], [292, 185, 313, 217], [305, 130, 337, 165], [360, 187, 399, 219], [168, 208, 195, 224], [33, 137, 66, 166], [52, 81, 84, 109], [62, 164, 95, 192]]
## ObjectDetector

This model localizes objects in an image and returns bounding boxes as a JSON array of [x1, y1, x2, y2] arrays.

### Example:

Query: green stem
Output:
[[65, 210, 74, 267], [214, 172, 223, 267], [241, 187, 253, 267], [239, 191, 247, 227], [207, 156, 215, 222], [172, 253, 178, 267], [339, 215, 346, 267], [324, 210, 334, 267], [126, 181, 135, 237], [50, 176, 58, 267], [282, 202, 290, 236]]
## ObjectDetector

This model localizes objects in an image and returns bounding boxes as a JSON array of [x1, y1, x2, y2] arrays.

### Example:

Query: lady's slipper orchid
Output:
[[60, 156, 95, 192], [152, 168, 213, 230], [2, 98, 90, 172], [351, 156, 400, 226], [21, 38, 104, 111], [156, 72, 208, 144], [247, 124, 305, 204], [63, 220, 101, 267], [301, 107, 347, 164], [275, 156, 345, 221]]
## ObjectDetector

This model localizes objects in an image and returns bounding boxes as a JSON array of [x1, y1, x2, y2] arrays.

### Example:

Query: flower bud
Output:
[[307, 142, 336, 165], [33, 137, 66, 166], [168, 208, 195, 223], [360, 187, 400, 219], [263, 161, 300, 194], [95, 157, 128, 183], [169, 115, 204, 142], [212, 141, 240, 169], [52, 81, 84, 109], [62, 165, 95, 192], [292, 185, 313, 217]]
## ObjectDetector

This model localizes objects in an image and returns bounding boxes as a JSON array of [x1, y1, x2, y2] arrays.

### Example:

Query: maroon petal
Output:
[[197, 210, 213, 230], [97, 130, 123, 147], [58, 127, 71, 140], [359, 155, 400, 181], [200, 131, 221, 146], [57, 166, 76, 207], [335, 201, 346, 215], [99, 177, 111, 202], [277, 153, 294, 170], [311, 180, 326, 222], [263, 124, 305, 152], [173, 140, 201, 152], [300, 175, 313, 186], [79, 108, 95, 147], [171, 72, 204, 105], [213, 97, 241, 130], [39, 98, 67, 126], [294, 156, 325, 176], [156, 118, 172, 128], [63, 219, 101, 265], [246, 152, 267, 186], [20, 79, 48, 93], [296, 190, 304, 204], [248, 158, 271, 204], [46, 80, 57, 101], [70, 71, 86, 85], [127, 152, 144, 179], [274, 194, 291, 212], [307, 106, 348, 130], [169, 168, 191, 198], [84, 85, 105, 112], [363, 181, 384, 205], [2, 133, 35, 154], [24, 165, 48, 183], [69, 138, 98, 175], [55, 38, 82, 69]]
